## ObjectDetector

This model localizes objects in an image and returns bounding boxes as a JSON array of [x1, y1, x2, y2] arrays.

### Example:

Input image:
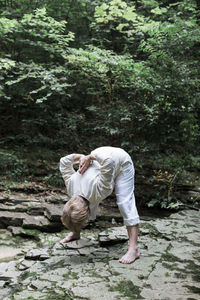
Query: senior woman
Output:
[[59, 146, 140, 264]]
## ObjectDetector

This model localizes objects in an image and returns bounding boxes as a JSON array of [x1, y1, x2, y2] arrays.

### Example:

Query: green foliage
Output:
[[94, 0, 143, 26], [0, 8, 81, 149], [44, 171, 64, 187], [110, 280, 143, 299], [0, 151, 27, 178], [0, 8, 74, 102], [147, 169, 181, 209], [0, 0, 199, 209]]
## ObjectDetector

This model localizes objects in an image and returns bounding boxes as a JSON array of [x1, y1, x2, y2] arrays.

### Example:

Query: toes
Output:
[[120, 259, 130, 264], [119, 255, 137, 264], [119, 256, 125, 263], [60, 238, 68, 244], [119, 256, 129, 264]]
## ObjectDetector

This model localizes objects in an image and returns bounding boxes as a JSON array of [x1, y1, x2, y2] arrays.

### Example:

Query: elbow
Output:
[[59, 157, 64, 165], [106, 157, 114, 167], [60, 157, 64, 164], [103, 157, 115, 171], [59, 157, 66, 170]]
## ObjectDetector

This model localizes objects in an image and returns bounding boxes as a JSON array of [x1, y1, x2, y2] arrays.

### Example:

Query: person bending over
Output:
[[59, 146, 140, 264]]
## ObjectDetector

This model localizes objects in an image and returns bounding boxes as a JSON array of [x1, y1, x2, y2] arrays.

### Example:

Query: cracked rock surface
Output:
[[0, 209, 200, 300]]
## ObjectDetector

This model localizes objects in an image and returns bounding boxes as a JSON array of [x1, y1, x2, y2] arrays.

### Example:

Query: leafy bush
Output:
[[0, 151, 27, 178], [0, 1, 199, 209], [44, 171, 64, 187]]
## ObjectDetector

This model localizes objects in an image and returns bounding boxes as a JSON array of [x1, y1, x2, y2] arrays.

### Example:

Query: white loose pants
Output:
[[115, 161, 140, 226]]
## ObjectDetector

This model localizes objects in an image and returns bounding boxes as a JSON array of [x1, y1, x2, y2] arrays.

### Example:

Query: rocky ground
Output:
[[0, 187, 200, 300]]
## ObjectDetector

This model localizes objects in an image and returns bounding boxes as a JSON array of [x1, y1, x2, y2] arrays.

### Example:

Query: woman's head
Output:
[[61, 195, 90, 233]]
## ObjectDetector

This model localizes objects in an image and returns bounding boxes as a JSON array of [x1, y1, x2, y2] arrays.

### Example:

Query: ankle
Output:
[[73, 232, 80, 238], [128, 245, 138, 252]]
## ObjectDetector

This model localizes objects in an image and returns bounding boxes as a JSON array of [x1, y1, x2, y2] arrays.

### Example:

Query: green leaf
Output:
[[151, 7, 167, 15]]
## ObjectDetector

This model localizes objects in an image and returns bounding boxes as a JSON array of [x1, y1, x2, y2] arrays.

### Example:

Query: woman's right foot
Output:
[[119, 248, 140, 264], [60, 232, 80, 244]]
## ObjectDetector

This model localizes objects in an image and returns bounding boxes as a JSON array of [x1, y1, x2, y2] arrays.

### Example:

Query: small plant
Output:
[[44, 172, 64, 187], [147, 169, 182, 209], [0, 151, 28, 179], [110, 280, 143, 299]]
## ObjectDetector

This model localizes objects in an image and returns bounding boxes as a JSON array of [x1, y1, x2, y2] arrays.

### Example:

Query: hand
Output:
[[78, 155, 91, 174]]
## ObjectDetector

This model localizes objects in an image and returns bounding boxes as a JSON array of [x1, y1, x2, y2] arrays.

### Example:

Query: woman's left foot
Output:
[[60, 232, 80, 244], [119, 249, 140, 264]]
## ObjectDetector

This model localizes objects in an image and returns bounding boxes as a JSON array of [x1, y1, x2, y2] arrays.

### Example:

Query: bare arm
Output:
[[73, 154, 86, 163], [78, 154, 96, 174]]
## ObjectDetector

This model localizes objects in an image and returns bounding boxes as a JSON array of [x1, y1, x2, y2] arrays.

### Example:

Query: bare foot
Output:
[[119, 249, 140, 264], [60, 232, 80, 244]]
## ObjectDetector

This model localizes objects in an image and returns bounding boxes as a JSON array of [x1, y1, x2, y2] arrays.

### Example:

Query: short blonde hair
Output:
[[61, 195, 90, 233]]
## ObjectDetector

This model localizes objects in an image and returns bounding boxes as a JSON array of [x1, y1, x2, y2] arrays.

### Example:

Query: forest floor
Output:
[[0, 187, 199, 300]]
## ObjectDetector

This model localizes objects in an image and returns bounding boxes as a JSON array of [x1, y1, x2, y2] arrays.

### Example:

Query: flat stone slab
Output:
[[0, 192, 39, 203], [44, 193, 67, 203], [0, 211, 29, 227], [26, 202, 46, 216], [44, 203, 63, 222], [25, 248, 50, 261], [0, 247, 23, 263], [8, 226, 41, 241], [0, 209, 200, 300], [17, 259, 36, 271], [98, 226, 128, 246], [62, 238, 98, 249], [22, 215, 62, 232], [0, 203, 27, 212]]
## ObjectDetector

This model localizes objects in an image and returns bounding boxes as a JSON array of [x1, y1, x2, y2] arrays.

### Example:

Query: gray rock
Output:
[[97, 204, 123, 222], [62, 238, 98, 249], [7, 226, 41, 241], [72, 281, 120, 300], [0, 246, 23, 262], [0, 209, 199, 300], [99, 226, 128, 246], [29, 279, 52, 291], [44, 193, 67, 203], [11, 290, 44, 300], [25, 248, 50, 261], [22, 215, 62, 232], [44, 203, 63, 222], [0, 211, 28, 227], [0, 261, 22, 284], [0, 287, 11, 300], [26, 202, 46, 216], [0, 203, 27, 212], [140, 228, 150, 236], [22, 215, 47, 229], [0, 229, 12, 238], [78, 247, 97, 256], [17, 259, 35, 271], [51, 243, 79, 256], [1, 193, 38, 204]]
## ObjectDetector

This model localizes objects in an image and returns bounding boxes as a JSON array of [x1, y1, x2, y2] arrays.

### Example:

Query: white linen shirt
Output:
[[59, 146, 132, 220]]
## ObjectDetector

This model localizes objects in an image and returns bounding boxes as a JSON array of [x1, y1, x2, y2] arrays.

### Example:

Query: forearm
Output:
[[78, 154, 96, 174], [85, 154, 96, 162], [73, 154, 85, 163]]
